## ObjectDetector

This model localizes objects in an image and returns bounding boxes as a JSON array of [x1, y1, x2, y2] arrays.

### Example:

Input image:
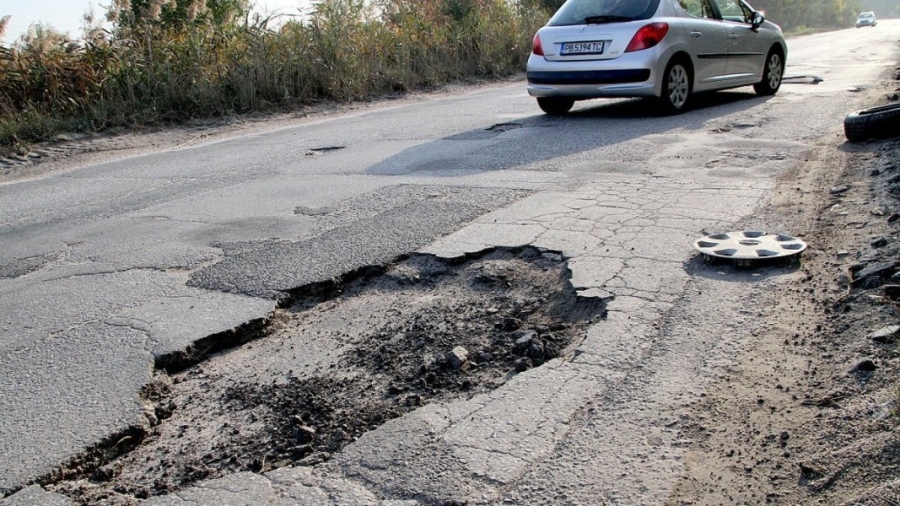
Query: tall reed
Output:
[[0, 0, 551, 153]]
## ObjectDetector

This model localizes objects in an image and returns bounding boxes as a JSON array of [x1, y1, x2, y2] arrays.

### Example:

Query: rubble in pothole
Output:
[[46, 247, 606, 505]]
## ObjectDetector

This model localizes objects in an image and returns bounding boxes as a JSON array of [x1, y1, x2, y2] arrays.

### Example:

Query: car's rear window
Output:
[[547, 0, 662, 26]]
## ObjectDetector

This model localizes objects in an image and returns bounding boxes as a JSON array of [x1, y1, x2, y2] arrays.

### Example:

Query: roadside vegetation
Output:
[[752, 0, 864, 34], [0, 0, 551, 154], [0, 0, 863, 155], [861, 0, 900, 17]]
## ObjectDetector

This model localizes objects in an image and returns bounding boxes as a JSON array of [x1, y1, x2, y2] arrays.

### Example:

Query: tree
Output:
[[107, 0, 250, 32]]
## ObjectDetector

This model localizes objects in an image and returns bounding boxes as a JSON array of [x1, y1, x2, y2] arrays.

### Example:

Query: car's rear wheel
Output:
[[537, 97, 575, 115], [661, 60, 691, 114], [754, 50, 784, 96]]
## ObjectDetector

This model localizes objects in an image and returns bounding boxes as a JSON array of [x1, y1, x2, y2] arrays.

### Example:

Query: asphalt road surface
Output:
[[1, 21, 899, 504]]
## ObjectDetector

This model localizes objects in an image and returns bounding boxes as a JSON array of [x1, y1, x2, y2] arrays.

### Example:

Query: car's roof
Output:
[[859, 11, 875, 16]]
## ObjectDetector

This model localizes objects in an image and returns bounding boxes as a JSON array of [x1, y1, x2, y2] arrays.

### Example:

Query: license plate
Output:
[[561, 41, 606, 55]]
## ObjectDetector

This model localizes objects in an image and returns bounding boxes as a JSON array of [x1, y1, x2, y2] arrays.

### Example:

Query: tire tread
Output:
[[537, 97, 574, 115], [844, 103, 900, 142]]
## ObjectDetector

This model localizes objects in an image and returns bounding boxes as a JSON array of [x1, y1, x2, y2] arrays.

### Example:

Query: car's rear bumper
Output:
[[527, 69, 651, 86], [525, 44, 672, 100], [526, 69, 655, 98], [527, 81, 657, 99]]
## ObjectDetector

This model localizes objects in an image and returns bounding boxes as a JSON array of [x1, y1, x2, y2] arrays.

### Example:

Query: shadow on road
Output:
[[367, 90, 771, 177], [684, 254, 803, 282]]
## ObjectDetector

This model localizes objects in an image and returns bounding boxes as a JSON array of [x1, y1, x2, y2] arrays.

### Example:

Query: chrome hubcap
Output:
[[767, 54, 783, 88], [668, 65, 689, 108]]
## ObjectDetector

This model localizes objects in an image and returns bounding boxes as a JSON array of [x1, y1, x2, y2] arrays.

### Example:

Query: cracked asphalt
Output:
[[2, 22, 899, 505]]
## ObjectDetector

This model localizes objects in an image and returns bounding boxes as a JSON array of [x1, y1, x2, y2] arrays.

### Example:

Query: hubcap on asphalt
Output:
[[668, 65, 689, 108], [693, 231, 807, 266]]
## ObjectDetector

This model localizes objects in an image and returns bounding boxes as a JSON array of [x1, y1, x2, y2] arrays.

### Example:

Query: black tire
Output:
[[660, 59, 691, 114], [753, 49, 784, 96], [537, 97, 574, 115], [844, 103, 900, 142]]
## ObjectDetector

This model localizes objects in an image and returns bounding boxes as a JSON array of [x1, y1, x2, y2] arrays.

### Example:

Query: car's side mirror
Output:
[[751, 12, 765, 31]]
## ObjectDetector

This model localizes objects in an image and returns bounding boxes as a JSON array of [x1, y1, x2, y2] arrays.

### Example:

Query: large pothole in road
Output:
[[48, 247, 606, 504]]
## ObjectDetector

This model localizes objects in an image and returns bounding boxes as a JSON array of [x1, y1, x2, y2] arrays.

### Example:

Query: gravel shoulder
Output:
[[668, 79, 900, 503]]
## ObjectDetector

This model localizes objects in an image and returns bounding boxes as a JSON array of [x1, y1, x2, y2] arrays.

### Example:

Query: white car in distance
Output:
[[855, 11, 876, 28]]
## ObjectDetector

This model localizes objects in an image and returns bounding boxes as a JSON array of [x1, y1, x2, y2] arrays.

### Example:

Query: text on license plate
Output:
[[561, 41, 606, 55]]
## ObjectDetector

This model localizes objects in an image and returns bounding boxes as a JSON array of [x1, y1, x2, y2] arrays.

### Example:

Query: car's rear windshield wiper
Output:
[[584, 15, 634, 24]]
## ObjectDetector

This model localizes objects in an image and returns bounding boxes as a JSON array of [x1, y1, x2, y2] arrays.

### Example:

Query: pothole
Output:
[[485, 123, 522, 133], [782, 75, 824, 85], [305, 146, 345, 155], [292, 205, 337, 217], [447, 123, 523, 141], [45, 247, 606, 504]]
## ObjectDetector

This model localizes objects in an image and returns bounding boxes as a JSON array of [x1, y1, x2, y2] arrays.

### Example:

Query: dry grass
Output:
[[0, 0, 551, 154]]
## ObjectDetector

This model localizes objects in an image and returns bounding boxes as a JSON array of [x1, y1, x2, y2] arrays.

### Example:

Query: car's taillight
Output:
[[625, 23, 669, 52], [532, 34, 544, 56]]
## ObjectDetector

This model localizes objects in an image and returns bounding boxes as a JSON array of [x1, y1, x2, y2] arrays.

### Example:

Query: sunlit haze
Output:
[[1, 0, 314, 44]]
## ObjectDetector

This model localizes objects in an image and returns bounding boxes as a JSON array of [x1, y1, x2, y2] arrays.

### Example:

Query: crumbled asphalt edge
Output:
[[5, 183, 530, 499], [2, 374, 186, 499], [156, 263, 394, 375], [36, 246, 607, 504], [0, 251, 65, 279], [211, 247, 606, 474], [185, 187, 531, 300], [8, 261, 398, 500], [6, 426, 148, 499], [17, 263, 397, 498]]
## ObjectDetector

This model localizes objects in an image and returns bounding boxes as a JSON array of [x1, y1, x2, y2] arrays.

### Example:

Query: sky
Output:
[[1, 0, 313, 44]]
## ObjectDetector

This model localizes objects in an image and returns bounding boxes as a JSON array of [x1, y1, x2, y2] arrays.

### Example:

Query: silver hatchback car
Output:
[[526, 0, 787, 114]]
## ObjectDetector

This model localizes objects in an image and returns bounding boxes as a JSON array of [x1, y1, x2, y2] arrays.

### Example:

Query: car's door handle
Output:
[[690, 31, 702, 38], [729, 33, 738, 39]]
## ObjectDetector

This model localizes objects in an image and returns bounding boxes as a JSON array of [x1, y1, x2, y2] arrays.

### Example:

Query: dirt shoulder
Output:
[[669, 85, 900, 502]]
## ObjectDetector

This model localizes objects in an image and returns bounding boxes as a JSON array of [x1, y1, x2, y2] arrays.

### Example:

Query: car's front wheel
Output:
[[661, 60, 691, 114], [754, 50, 784, 96], [537, 97, 575, 115]]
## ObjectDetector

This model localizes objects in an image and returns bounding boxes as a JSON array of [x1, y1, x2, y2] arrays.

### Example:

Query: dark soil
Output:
[[47, 247, 605, 505]]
